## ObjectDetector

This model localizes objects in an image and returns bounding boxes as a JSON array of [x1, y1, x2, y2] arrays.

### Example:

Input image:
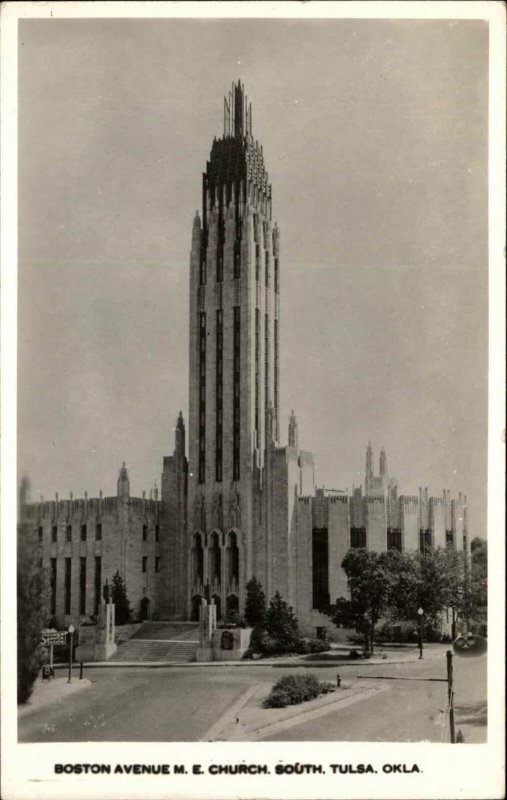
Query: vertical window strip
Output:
[[265, 250, 269, 287], [65, 557, 72, 615], [233, 306, 241, 481], [79, 557, 86, 614], [94, 556, 101, 615], [216, 309, 223, 482], [264, 313, 270, 416], [274, 257, 279, 293], [50, 558, 57, 615], [255, 308, 260, 438], [199, 312, 206, 483], [274, 318, 279, 432]]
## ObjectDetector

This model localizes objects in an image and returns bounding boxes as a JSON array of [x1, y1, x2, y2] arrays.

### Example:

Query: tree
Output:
[[325, 549, 396, 654], [387, 547, 472, 638], [17, 522, 51, 703], [469, 538, 487, 631], [244, 576, 266, 628], [110, 571, 132, 625], [264, 591, 302, 650]]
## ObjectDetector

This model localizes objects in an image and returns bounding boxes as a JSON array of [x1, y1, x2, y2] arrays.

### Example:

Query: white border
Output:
[[1, 3, 505, 799]]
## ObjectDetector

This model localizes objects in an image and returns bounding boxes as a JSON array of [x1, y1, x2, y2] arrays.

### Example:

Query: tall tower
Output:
[[187, 81, 280, 619], [379, 446, 387, 476]]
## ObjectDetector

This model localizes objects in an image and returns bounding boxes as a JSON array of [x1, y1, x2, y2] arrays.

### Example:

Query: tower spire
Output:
[[379, 446, 387, 476], [288, 410, 298, 450], [117, 461, 130, 501], [366, 442, 373, 479]]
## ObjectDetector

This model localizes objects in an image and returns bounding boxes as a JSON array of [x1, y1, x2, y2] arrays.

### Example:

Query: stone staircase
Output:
[[113, 622, 199, 663]]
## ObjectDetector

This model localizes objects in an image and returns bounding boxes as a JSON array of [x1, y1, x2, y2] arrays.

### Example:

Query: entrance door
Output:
[[140, 597, 150, 621]]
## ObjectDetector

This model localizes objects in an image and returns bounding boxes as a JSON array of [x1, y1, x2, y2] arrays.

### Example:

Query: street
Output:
[[18, 648, 486, 743]]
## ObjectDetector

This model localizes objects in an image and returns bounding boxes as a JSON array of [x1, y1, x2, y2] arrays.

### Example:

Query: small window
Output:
[[96, 523, 102, 541], [38, 526, 43, 542], [39, 558, 43, 568], [155, 557, 160, 573], [142, 524, 147, 541], [52, 525, 57, 542], [142, 556, 147, 573], [81, 524, 87, 541], [155, 525, 159, 542], [66, 525, 72, 542]]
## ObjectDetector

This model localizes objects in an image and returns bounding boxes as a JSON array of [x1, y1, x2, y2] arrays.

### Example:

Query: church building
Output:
[[23, 82, 469, 638]]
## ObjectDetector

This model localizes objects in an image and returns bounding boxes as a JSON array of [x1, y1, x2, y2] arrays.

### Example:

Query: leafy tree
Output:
[[17, 521, 51, 703], [325, 549, 396, 654], [244, 576, 266, 628], [469, 538, 487, 631], [264, 591, 302, 651], [110, 571, 132, 625], [386, 547, 472, 638]]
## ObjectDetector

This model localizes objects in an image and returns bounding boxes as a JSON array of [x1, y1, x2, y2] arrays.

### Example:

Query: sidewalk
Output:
[[18, 676, 92, 719], [202, 678, 392, 741], [52, 643, 447, 670]]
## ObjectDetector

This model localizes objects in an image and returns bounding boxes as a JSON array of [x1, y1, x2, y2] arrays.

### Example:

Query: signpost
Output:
[[41, 628, 68, 680], [67, 624, 75, 683]]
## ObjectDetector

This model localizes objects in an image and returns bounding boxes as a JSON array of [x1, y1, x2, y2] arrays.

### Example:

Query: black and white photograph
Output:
[[1, 2, 505, 799]]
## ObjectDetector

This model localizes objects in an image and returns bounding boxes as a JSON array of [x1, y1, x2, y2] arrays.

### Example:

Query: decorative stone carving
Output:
[[228, 488, 241, 529], [211, 492, 223, 530], [194, 494, 206, 531]]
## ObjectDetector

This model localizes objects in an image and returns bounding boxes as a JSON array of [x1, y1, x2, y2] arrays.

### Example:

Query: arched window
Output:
[[226, 532, 239, 585], [192, 533, 204, 583], [209, 532, 221, 582]]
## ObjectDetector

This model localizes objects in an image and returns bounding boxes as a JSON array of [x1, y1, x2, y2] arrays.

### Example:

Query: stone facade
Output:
[[21, 81, 470, 639]]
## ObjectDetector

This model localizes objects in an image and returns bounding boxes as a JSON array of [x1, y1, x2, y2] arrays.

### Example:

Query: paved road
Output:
[[262, 653, 487, 743], [18, 648, 486, 743]]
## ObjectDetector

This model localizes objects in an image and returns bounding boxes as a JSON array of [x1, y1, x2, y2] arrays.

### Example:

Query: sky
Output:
[[18, 17, 488, 535]]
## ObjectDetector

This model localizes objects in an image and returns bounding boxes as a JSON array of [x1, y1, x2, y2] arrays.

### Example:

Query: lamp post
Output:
[[67, 624, 75, 683], [417, 607, 424, 659]]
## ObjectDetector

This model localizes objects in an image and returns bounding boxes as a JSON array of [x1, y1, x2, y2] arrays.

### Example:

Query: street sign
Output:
[[41, 629, 67, 646]]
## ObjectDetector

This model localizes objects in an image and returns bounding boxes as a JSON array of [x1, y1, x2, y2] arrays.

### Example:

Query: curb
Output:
[[52, 652, 441, 670]]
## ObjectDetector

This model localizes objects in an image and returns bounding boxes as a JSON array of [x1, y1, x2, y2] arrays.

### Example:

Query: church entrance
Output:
[[140, 597, 150, 621], [191, 594, 202, 622], [226, 594, 239, 617], [212, 594, 221, 620]]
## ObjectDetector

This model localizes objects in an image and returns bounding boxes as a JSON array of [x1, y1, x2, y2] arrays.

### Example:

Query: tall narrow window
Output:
[[265, 251, 269, 287], [66, 524, 72, 542], [216, 190, 224, 282], [142, 524, 147, 541], [155, 524, 160, 542], [215, 309, 223, 482], [79, 557, 86, 614], [52, 525, 57, 542], [255, 244, 260, 281], [274, 318, 279, 433], [350, 528, 366, 548], [233, 240, 241, 280], [233, 306, 241, 480], [274, 257, 279, 293], [312, 528, 329, 610], [80, 524, 87, 541], [199, 312, 206, 483], [255, 309, 260, 438], [38, 526, 43, 543], [264, 313, 270, 416], [94, 556, 101, 615], [155, 557, 161, 573], [64, 557, 72, 614], [142, 556, 147, 573], [50, 558, 57, 615], [95, 522, 102, 541]]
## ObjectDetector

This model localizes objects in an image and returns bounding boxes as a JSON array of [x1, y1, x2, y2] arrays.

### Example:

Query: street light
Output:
[[417, 608, 424, 659], [67, 624, 75, 683]]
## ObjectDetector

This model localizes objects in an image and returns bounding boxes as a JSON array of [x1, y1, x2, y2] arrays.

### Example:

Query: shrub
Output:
[[111, 571, 132, 625], [264, 674, 327, 708], [264, 592, 302, 649]]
